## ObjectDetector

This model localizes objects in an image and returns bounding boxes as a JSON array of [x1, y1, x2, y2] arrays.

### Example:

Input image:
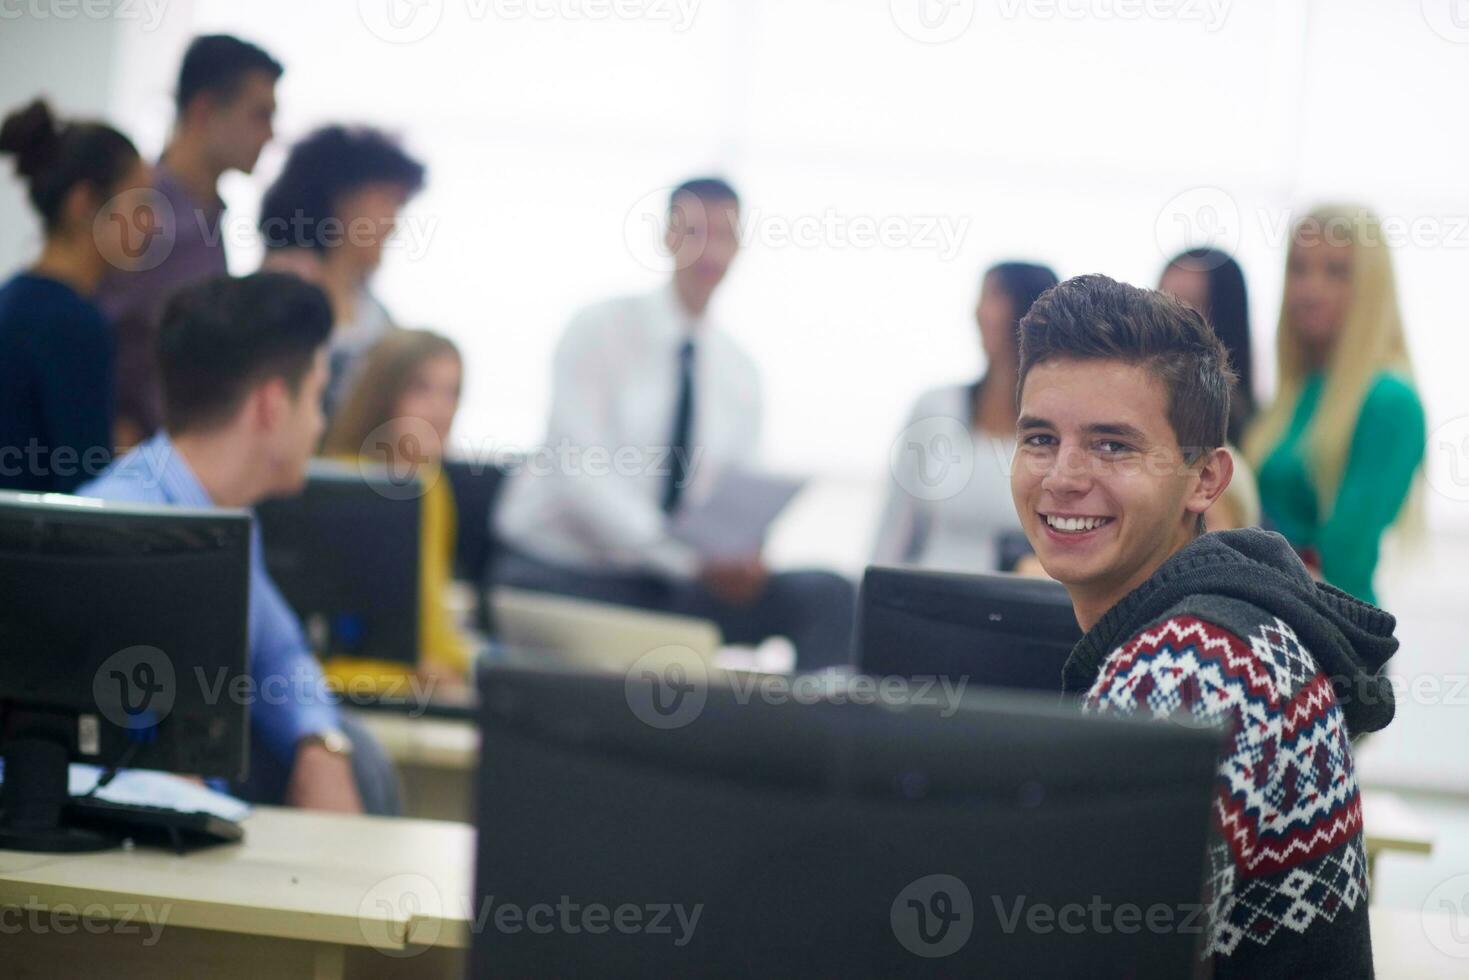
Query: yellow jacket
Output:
[[320, 458, 473, 685], [416, 465, 473, 674]]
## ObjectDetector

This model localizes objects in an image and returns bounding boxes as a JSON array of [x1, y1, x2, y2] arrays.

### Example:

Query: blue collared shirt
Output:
[[79, 433, 340, 763]]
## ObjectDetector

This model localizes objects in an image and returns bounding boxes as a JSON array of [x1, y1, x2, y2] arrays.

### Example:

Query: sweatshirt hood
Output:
[[1064, 527, 1399, 734]]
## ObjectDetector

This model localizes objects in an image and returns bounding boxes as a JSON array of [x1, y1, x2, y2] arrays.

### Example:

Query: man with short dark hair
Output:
[[1011, 274, 1397, 978], [82, 273, 394, 814], [495, 177, 855, 669], [99, 34, 284, 444]]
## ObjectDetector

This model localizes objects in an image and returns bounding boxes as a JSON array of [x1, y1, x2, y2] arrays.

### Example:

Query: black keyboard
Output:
[[66, 796, 244, 853]]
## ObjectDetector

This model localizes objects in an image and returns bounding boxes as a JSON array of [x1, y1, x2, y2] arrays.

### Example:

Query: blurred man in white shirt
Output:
[[494, 178, 853, 669]]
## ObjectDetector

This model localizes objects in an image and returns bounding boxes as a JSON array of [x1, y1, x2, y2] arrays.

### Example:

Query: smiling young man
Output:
[[1011, 275, 1398, 979]]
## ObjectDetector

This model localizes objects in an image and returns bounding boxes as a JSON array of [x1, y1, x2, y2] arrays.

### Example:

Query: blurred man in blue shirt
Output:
[[82, 272, 393, 813]]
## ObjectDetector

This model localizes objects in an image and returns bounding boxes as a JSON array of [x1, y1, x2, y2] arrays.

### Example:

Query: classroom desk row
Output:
[[0, 800, 1454, 980], [346, 707, 1437, 878]]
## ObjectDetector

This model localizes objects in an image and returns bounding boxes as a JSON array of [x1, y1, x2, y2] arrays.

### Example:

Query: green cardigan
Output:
[[1256, 371, 1424, 605]]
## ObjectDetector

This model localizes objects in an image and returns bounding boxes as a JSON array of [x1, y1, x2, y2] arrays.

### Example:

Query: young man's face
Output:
[[265, 349, 329, 496], [198, 70, 278, 175], [666, 193, 741, 297], [1011, 358, 1213, 607]]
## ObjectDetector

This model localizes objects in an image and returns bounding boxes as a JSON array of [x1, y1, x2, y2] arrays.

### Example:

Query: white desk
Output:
[[1362, 789, 1436, 881], [0, 802, 1451, 978], [0, 806, 475, 979], [1373, 907, 1469, 979]]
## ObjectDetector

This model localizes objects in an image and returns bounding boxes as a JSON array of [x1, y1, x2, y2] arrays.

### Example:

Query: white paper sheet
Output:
[[670, 468, 806, 561], [68, 765, 252, 822]]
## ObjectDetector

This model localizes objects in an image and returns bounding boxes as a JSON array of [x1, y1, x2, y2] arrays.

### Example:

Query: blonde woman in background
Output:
[[1245, 205, 1425, 604], [324, 330, 474, 682]]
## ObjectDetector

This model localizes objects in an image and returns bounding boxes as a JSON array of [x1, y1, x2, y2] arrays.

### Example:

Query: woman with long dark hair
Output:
[[1159, 247, 1256, 444], [873, 261, 1059, 572], [0, 99, 146, 491], [1157, 248, 1262, 531]]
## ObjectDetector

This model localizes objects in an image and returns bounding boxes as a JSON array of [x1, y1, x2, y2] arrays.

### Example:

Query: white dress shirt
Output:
[[496, 285, 762, 578], [870, 383, 1022, 574]]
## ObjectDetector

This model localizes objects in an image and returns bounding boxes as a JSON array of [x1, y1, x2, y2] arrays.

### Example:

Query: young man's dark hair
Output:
[[669, 176, 739, 216], [176, 34, 284, 116], [1019, 273, 1235, 465], [257, 125, 426, 253], [1011, 274, 1398, 980], [158, 272, 332, 433]]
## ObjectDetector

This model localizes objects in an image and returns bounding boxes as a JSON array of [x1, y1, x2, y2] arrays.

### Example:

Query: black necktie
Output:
[[662, 338, 696, 514]]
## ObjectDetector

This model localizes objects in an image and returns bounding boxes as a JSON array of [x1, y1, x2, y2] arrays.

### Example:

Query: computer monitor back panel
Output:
[[256, 461, 421, 666], [0, 493, 251, 780], [441, 458, 511, 583], [472, 667, 1222, 979], [856, 565, 1083, 694]]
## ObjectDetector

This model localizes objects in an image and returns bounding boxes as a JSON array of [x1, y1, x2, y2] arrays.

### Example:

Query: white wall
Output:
[[0, 13, 124, 274], [145, 0, 1468, 530]]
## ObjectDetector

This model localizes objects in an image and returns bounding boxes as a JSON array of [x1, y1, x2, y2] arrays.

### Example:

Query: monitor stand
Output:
[[0, 737, 118, 853]]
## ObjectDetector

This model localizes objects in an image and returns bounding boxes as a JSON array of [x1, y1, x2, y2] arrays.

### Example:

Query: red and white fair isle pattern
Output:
[[1084, 614, 1367, 955]]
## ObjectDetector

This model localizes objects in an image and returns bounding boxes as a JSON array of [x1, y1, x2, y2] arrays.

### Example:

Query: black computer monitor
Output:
[[441, 456, 513, 584], [255, 460, 421, 666], [471, 665, 1223, 978], [855, 565, 1082, 694], [0, 491, 251, 851]]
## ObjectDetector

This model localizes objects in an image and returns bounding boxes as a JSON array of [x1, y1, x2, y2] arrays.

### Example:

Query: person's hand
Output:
[[700, 557, 769, 607], [285, 740, 362, 813]]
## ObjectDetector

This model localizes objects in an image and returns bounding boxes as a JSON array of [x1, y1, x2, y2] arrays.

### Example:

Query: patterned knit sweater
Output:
[[1063, 529, 1399, 980]]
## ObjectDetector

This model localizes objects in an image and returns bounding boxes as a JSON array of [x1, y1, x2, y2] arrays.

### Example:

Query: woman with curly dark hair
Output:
[[258, 124, 427, 415]]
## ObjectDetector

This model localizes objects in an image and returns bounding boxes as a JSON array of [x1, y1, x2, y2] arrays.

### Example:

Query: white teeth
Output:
[[1045, 515, 1108, 533]]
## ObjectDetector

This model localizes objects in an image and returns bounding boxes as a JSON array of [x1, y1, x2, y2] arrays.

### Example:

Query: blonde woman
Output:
[[1244, 205, 1425, 604], [324, 330, 473, 680]]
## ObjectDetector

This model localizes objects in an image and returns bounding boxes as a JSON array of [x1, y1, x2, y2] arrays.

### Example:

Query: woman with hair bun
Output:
[[0, 98, 146, 491]]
